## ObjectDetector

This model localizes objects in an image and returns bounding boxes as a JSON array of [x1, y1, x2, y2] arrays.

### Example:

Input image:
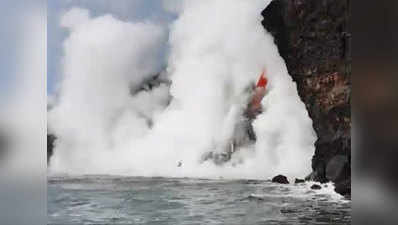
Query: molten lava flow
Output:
[[256, 71, 268, 88], [201, 71, 269, 165], [246, 71, 268, 119]]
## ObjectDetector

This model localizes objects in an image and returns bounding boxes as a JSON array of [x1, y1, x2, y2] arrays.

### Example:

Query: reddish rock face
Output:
[[262, 0, 351, 195]]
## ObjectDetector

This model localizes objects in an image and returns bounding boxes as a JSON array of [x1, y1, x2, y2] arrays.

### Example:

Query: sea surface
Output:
[[48, 175, 351, 225]]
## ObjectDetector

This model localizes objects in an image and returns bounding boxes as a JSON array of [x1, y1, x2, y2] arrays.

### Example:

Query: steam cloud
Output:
[[49, 0, 316, 180]]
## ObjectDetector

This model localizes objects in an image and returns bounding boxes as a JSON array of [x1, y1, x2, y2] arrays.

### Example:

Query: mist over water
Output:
[[48, 0, 316, 180]]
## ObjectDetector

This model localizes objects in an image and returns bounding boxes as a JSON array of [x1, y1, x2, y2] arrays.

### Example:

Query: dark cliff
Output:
[[262, 0, 351, 195]]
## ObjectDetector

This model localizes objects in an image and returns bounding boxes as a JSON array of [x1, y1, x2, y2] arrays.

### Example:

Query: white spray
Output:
[[49, 1, 316, 180]]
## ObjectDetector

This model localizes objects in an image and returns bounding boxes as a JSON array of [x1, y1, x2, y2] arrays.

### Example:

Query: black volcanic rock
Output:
[[272, 175, 289, 184], [295, 178, 305, 184], [334, 179, 351, 196], [310, 184, 322, 190], [262, 0, 351, 196], [326, 155, 349, 182]]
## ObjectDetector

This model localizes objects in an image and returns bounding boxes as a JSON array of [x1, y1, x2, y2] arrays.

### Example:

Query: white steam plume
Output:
[[48, 8, 169, 173], [49, 1, 316, 180]]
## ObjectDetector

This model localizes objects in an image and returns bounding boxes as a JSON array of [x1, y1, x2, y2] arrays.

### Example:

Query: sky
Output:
[[0, 1, 21, 104]]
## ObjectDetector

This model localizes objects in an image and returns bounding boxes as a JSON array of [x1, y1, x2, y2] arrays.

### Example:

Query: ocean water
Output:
[[48, 175, 351, 225]]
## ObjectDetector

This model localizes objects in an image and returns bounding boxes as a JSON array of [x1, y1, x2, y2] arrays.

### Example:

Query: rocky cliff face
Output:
[[262, 0, 351, 195]]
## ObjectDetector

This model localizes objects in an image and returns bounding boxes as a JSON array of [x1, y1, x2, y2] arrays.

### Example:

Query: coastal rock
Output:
[[334, 179, 351, 197], [310, 184, 322, 190], [295, 178, 305, 184], [326, 155, 349, 182], [262, 0, 351, 196], [272, 175, 289, 184]]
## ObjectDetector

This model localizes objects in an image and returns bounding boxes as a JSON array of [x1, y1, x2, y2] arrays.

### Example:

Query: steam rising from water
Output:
[[49, 0, 316, 180]]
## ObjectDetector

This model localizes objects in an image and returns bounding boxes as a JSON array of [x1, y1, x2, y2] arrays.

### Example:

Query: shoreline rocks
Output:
[[310, 184, 322, 190], [295, 178, 305, 184], [272, 175, 289, 184]]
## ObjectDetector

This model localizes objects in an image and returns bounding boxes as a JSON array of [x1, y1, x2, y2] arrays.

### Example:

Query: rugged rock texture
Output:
[[272, 175, 290, 184], [262, 0, 351, 195]]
